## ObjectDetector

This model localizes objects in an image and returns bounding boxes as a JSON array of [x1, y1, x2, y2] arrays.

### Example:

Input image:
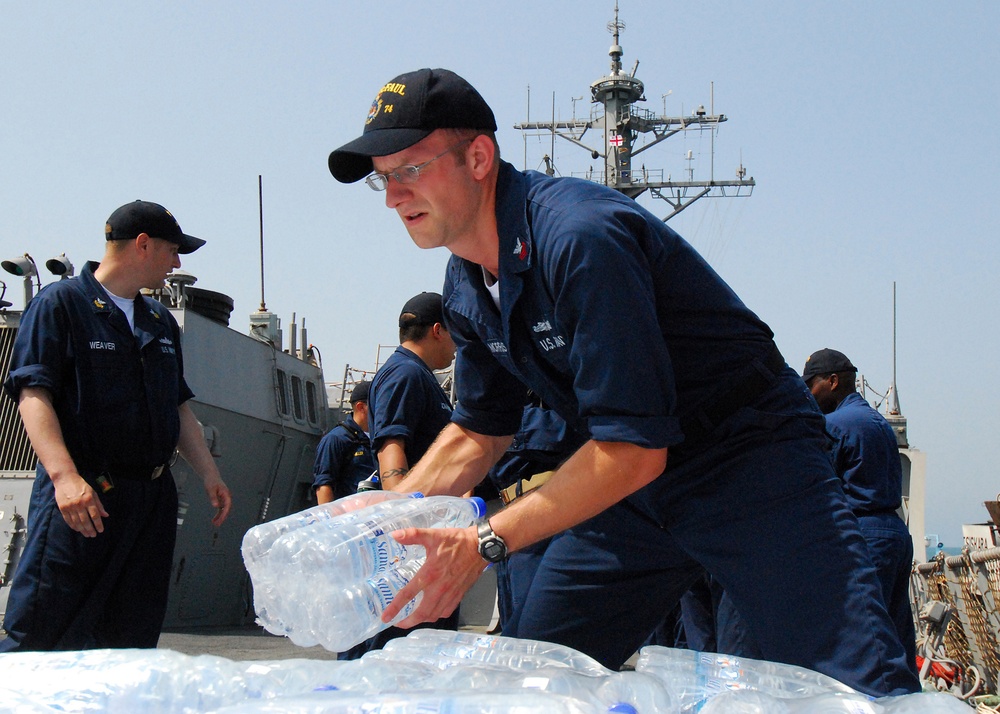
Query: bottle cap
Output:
[[470, 496, 487, 517]]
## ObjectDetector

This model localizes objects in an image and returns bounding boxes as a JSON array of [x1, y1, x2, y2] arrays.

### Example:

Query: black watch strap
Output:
[[476, 518, 508, 563]]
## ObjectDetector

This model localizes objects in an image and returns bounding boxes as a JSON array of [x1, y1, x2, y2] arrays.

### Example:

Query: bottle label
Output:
[[367, 567, 418, 618], [356, 522, 409, 574]]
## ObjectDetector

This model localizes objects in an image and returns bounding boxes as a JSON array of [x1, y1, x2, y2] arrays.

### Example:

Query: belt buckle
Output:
[[500, 480, 522, 506], [500, 470, 553, 506], [151, 464, 165, 480]]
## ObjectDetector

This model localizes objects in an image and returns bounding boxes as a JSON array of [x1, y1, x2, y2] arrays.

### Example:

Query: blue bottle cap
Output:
[[470, 496, 487, 517], [409, 492, 425, 498], [607, 705, 637, 714]]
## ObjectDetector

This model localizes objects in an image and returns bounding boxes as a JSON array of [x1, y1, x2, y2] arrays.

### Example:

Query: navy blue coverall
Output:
[[440, 161, 919, 697], [825, 391, 918, 676], [1, 262, 188, 651]]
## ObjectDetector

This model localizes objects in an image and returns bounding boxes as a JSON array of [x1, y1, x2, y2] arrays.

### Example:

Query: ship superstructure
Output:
[[515, 2, 754, 220]]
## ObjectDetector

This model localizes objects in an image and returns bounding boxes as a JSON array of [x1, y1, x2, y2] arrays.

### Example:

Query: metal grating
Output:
[[0, 324, 38, 472]]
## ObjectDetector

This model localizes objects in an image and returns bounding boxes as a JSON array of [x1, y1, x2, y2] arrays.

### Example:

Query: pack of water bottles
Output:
[[241, 490, 487, 652], [0, 630, 970, 713], [634, 647, 967, 712]]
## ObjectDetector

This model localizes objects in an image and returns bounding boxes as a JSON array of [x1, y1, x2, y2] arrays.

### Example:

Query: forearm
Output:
[[176, 403, 220, 480], [18, 387, 77, 480], [315, 485, 334, 505], [377, 439, 410, 491], [177, 402, 231, 526], [490, 440, 668, 552], [395, 423, 513, 497], [19, 387, 108, 536]]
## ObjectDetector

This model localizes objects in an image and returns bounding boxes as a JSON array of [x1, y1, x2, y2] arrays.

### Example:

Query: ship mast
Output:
[[515, 2, 755, 220], [884, 281, 909, 448]]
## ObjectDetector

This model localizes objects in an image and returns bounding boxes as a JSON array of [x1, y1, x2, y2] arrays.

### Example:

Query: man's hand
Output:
[[381, 525, 487, 626], [201, 473, 232, 527], [17, 387, 109, 537], [53, 472, 109, 538]]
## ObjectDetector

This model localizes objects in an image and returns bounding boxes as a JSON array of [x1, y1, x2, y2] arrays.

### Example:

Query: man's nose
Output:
[[384, 179, 411, 209]]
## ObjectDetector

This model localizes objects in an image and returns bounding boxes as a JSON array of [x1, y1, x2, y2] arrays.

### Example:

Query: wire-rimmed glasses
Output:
[[365, 138, 473, 191]]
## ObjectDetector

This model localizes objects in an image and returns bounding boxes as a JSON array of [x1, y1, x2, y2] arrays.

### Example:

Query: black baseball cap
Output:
[[398, 291, 444, 328], [105, 200, 206, 254], [802, 348, 858, 382], [349, 380, 371, 404], [328, 68, 497, 184]]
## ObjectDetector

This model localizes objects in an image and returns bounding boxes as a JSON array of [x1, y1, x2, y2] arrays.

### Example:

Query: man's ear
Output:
[[467, 135, 495, 180]]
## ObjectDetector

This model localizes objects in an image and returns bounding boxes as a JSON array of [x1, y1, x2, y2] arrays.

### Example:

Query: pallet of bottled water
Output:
[[0, 629, 969, 713]]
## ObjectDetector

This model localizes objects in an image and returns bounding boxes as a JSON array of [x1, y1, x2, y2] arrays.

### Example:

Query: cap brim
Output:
[[328, 127, 433, 183], [176, 234, 206, 255]]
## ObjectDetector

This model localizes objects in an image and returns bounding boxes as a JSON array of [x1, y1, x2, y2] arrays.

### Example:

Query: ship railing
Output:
[[911, 547, 1000, 699]]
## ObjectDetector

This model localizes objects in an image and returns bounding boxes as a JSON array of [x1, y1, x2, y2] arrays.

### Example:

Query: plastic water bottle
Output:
[[318, 655, 440, 693], [237, 657, 349, 699], [241, 490, 412, 578], [688, 685, 965, 714], [699, 689, 794, 713], [597, 671, 676, 714], [247, 496, 487, 652], [210, 688, 606, 714], [882, 692, 971, 713], [0, 648, 253, 713], [637, 646, 856, 694], [242, 491, 420, 645], [636, 645, 859, 710], [383, 628, 612, 677], [256, 496, 485, 648], [375, 630, 674, 713], [357, 473, 382, 492], [783, 692, 882, 713]]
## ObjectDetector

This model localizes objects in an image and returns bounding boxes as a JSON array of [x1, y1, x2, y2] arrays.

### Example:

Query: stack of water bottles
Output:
[[6, 489, 965, 711], [241, 490, 487, 652], [0, 630, 972, 712]]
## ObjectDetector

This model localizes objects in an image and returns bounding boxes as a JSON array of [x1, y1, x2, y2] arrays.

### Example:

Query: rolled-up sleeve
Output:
[[3, 293, 67, 401]]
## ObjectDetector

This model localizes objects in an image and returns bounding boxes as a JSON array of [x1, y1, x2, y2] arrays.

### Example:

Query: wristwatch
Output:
[[476, 518, 509, 563]]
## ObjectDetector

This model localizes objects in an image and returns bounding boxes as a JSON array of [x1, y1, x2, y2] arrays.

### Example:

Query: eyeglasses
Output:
[[365, 138, 473, 191]]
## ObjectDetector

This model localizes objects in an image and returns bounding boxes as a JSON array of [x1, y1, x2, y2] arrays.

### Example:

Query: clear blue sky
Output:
[[2, 1, 997, 546]]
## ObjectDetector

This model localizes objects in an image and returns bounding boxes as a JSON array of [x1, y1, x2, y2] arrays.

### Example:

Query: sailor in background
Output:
[[312, 380, 375, 503], [338, 291, 459, 659], [803, 348, 919, 678], [327, 68, 919, 696], [1, 200, 232, 651], [369, 292, 456, 491]]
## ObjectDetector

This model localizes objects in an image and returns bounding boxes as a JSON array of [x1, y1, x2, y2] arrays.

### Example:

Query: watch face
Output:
[[482, 538, 504, 561]]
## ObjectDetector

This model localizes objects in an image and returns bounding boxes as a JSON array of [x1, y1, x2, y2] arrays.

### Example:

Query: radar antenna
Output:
[[515, 2, 755, 221], [884, 281, 908, 447], [258, 175, 267, 311]]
